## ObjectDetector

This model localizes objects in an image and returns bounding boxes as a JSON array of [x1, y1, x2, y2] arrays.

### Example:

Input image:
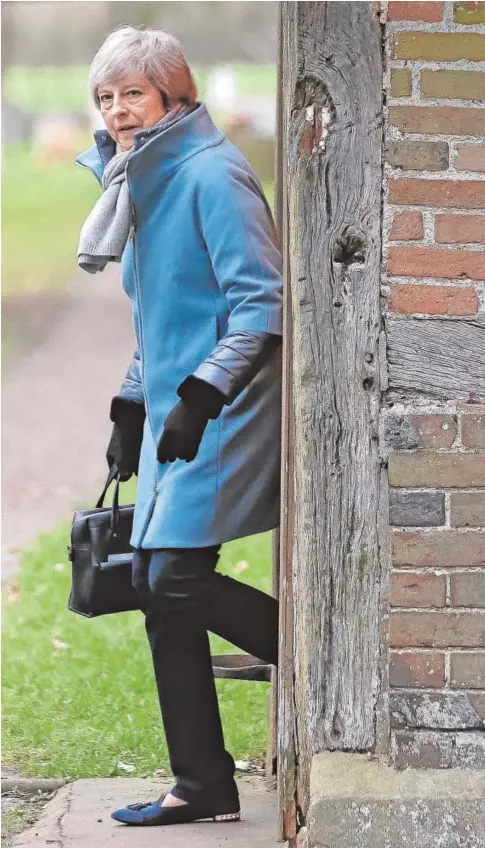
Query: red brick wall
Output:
[[383, 1, 485, 768]]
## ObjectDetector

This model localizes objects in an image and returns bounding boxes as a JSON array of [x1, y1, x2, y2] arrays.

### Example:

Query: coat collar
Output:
[[75, 104, 224, 184]]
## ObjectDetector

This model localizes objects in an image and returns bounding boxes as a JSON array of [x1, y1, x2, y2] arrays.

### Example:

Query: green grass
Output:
[[4, 64, 276, 114], [2, 503, 273, 780], [2, 142, 99, 295]]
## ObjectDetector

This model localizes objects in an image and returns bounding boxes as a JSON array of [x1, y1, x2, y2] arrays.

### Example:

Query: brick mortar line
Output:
[[411, 63, 421, 99], [386, 280, 485, 290], [391, 566, 485, 573], [388, 128, 485, 141], [384, 417, 485, 427], [389, 96, 485, 108], [449, 646, 485, 653], [390, 487, 485, 493], [445, 488, 452, 528], [392, 566, 485, 571], [390, 606, 485, 612], [382, 400, 479, 412], [392, 567, 485, 574], [386, 239, 429, 246], [386, 197, 485, 210], [443, 1, 455, 26], [456, 405, 465, 445], [390, 60, 485, 71], [386, 207, 485, 217], [445, 569, 452, 603], [384, 274, 485, 282], [388, 243, 485, 251], [449, 139, 485, 148], [423, 208, 436, 243], [388, 685, 485, 693], [383, 309, 485, 318], [390, 208, 485, 216], [390, 464, 485, 470], [391, 524, 485, 529], [392, 571, 485, 578], [391, 646, 485, 653], [445, 651, 451, 688], [387, 21, 485, 34], [477, 284, 485, 311], [385, 211, 485, 231], [391, 729, 485, 739], [392, 526, 485, 532], [387, 168, 485, 178], [387, 241, 485, 248]]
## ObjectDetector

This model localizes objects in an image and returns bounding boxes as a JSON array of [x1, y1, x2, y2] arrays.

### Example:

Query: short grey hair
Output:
[[89, 26, 198, 109]]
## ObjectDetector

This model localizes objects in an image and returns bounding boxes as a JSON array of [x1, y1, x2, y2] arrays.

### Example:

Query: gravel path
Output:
[[2, 267, 135, 580]]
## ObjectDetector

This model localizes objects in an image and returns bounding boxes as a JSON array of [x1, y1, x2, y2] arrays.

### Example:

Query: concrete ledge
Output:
[[308, 752, 485, 848]]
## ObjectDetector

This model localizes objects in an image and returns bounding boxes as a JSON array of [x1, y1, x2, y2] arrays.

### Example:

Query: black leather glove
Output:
[[107, 397, 146, 481], [157, 378, 225, 464]]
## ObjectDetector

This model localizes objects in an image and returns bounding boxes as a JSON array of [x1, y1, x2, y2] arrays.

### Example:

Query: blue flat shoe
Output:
[[111, 793, 241, 826]]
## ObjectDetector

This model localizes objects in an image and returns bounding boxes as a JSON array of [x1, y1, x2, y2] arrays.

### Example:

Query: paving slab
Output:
[[13, 778, 280, 848]]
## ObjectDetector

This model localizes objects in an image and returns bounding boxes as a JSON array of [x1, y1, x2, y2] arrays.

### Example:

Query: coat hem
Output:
[[131, 517, 280, 551]]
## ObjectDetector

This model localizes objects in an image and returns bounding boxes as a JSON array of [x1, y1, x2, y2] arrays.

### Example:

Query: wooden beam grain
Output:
[[387, 316, 485, 403], [278, 3, 297, 839], [282, 0, 383, 811]]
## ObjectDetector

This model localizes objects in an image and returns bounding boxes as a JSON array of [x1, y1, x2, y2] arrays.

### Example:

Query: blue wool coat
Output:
[[77, 105, 283, 549]]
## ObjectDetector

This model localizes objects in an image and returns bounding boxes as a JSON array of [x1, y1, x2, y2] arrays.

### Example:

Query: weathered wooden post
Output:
[[277, 3, 485, 846], [278, 2, 384, 837]]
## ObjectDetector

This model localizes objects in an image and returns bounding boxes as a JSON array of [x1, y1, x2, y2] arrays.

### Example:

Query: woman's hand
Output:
[[157, 378, 225, 464], [157, 399, 209, 463], [107, 397, 146, 480]]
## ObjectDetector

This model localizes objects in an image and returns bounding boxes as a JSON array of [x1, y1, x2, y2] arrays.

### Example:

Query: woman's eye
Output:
[[99, 95, 112, 103], [127, 90, 142, 97]]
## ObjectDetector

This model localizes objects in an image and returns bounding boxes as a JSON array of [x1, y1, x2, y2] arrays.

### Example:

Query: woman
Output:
[[77, 26, 282, 827]]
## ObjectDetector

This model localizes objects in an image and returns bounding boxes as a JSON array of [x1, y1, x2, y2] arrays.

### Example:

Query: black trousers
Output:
[[132, 545, 278, 804]]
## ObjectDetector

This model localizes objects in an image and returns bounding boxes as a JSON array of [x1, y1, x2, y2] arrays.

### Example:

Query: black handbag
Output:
[[67, 466, 139, 617]]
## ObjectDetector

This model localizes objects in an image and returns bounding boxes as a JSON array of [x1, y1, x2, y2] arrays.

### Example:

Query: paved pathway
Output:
[[12, 778, 280, 848], [2, 267, 134, 580]]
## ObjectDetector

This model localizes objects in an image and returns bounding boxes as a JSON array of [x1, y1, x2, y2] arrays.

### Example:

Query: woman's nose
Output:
[[111, 96, 128, 117]]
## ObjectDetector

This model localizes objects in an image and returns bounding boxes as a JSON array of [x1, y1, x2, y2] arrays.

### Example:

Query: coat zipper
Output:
[[126, 171, 159, 507]]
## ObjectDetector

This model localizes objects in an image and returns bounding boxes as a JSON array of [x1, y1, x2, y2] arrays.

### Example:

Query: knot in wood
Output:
[[333, 228, 366, 266], [294, 75, 336, 155]]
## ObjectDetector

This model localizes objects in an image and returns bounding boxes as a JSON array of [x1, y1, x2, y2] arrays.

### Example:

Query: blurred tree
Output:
[[2, 1, 33, 144], [2, 1, 15, 77], [3, 1, 277, 67]]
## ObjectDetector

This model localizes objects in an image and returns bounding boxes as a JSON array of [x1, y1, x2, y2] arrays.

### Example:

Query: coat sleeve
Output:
[[178, 162, 283, 404], [117, 347, 145, 405]]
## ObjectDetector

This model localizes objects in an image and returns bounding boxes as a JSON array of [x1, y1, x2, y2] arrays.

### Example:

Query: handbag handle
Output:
[[96, 465, 122, 537]]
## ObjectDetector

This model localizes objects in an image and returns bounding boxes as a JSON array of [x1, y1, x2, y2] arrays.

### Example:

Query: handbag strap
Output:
[[110, 473, 121, 536], [96, 465, 122, 536], [96, 464, 119, 508]]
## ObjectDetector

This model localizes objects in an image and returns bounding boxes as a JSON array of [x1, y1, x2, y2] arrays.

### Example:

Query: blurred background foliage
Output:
[[2, 1, 277, 297]]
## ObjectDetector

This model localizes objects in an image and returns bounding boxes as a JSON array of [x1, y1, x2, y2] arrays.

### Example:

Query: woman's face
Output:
[[98, 72, 167, 150]]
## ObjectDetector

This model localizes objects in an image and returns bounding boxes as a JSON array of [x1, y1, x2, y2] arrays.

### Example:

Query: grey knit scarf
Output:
[[77, 105, 193, 274]]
